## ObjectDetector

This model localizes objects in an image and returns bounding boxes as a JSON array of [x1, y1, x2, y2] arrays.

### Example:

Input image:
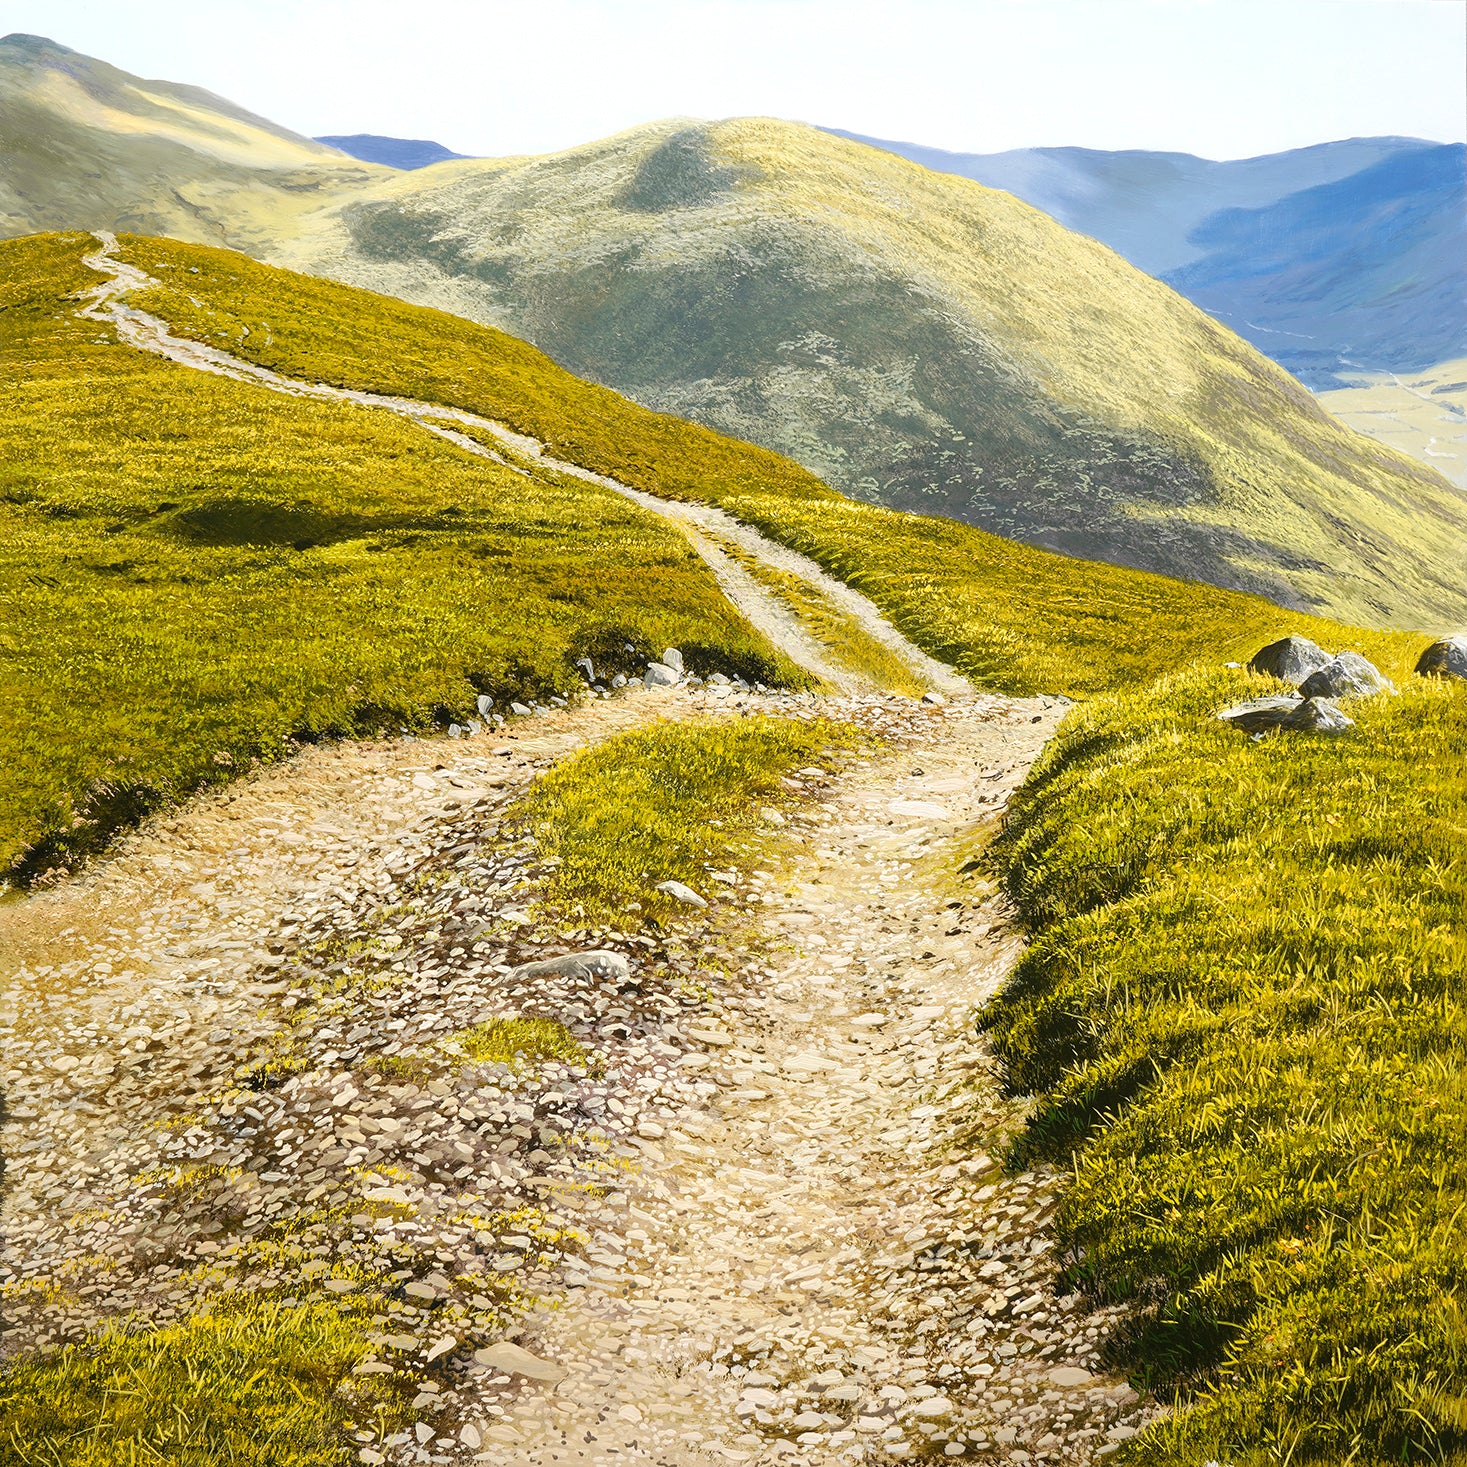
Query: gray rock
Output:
[[1417, 635, 1467, 680], [655, 879, 707, 908], [921, 691, 947, 706], [476, 694, 493, 716], [1249, 636, 1331, 683], [1219, 695, 1353, 734], [506, 950, 632, 984], [661, 647, 685, 674], [644, 662, 679, 687], [1299, 651, 1392, 700], [611, 674, 627, 688], [574, 657, 595, 682], [509, 701, 533, 717]]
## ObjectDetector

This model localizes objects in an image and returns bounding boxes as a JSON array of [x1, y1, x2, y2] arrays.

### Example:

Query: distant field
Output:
[[1319, 358, 1467, 490]]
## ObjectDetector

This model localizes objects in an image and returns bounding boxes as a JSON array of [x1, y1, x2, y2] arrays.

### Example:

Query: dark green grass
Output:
[[981, 669, 1467, 1463]]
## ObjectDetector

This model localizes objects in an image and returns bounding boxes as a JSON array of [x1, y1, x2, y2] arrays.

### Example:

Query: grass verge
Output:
[[0, 1295, 403, 1465], [515, 714, 854, 924], [980, 669, 1467, 1463]]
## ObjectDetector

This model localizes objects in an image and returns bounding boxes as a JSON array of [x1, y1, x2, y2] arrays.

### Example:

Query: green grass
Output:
[[113, 234, 1433, 703], [980, 669, 1467, 1463], [514, 714, 853, 924], [0, 232, 811, 880], [452, 1017, 585, 1068], [0, 1295, 402, 1465]]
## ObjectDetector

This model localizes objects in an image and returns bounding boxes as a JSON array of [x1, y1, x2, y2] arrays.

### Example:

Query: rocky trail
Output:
[[1, 235, 1152, 1465], [76, 232, 962, 700], [1, 681, 1153, 1464]]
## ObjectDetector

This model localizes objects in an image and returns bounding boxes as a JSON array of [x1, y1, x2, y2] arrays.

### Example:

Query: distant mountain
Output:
[[315, 134, 470, 169], [3, 36, 1464, 628], [829, 130, 1466, 388], [0, 32, 386, 249]]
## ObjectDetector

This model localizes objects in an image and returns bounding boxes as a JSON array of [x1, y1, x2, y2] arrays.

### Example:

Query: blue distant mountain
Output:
[[315, 134, 470, 169], [828, 131, 1465, 386]]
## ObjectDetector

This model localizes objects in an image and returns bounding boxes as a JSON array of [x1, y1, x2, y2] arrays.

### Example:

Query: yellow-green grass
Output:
[[709, 535, 929, 696], [981, 669, 1467, 1463], [515, 714, 853, 924], [0, 1295, 403, 1466], [116, 235, 1434, 701], [0, 232, 810, 880], [453, 1017, 585, 1068]]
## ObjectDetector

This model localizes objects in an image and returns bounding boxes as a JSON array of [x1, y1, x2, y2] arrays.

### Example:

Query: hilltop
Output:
[[2, 38, 1464, 629], [281, 116, 1467, 629], [0, 32, 387, 249]]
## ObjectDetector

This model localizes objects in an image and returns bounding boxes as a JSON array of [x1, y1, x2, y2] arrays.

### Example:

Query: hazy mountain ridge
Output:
[[314, 133, 471, 169], [831, 128, 1466, 387]]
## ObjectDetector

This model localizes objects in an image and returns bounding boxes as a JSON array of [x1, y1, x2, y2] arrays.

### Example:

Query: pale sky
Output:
[[3, 0, 1463, 160]]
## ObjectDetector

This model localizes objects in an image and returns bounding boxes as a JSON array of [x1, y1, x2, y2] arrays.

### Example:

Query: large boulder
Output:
[[1219, 695, 1354, 734], [1417, 636, 1467, 680], [1298, 651, 1392, 700], [1248, 636, 1331, 683]]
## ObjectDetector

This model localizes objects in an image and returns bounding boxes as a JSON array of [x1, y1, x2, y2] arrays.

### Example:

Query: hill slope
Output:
[[832, 130, 1466, 387], [280, 116, 1467, 629], [0, 33, 387, 250], [3, 229, 1425, 879]]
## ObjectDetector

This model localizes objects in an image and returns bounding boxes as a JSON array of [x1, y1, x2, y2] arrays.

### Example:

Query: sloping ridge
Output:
[[284, 116, 1467, 630]]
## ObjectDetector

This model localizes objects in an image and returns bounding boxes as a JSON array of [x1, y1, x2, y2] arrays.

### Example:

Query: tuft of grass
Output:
[[0, 232, 811, 880], [981, 669, 1467, 1464], [0, 1295, 403, 1465], [452, 1017, 585, 1069], [515, 714, 854, 924]]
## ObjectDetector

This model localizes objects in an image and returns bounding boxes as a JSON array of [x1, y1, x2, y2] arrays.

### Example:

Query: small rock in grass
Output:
[[1218, 695, 1354, 734], [472, 1341, 566, 1383], [1298, 651, 1392, 700], [575, 656, 595, 681], [655, 879, 707, 908], [661, 647, 685, 674], [509, 701, 533, 717], [507, 950, 632, 984], [1417, 635, 1467, 680], [644, 662, 679, 687], [1248, 635, 1331, 683]]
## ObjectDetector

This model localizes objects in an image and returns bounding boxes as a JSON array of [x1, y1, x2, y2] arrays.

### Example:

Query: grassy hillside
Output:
[[0, 232, 809, 880], [981, 669, 1467, 1463], [280, 117, 1467, 631], [120, 234, 1431, 700], [0, 33, 384, 250]]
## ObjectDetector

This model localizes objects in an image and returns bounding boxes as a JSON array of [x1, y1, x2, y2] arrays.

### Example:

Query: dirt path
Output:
[[78, 233, 961, 698], [2, 684, 1151, 1464]]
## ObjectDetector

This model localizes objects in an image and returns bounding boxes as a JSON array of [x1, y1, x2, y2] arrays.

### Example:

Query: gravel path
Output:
[[1, 684, 1153, 1463], [78, 233, 961, 697]]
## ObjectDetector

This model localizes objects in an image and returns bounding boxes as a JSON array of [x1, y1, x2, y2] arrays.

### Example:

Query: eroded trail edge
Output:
[[78, 233, 962, 698]]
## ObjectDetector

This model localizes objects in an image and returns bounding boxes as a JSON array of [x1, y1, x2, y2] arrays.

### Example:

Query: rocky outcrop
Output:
[[1416, 636, 1467, 680]]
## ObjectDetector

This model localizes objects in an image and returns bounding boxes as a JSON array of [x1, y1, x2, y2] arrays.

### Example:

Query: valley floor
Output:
[[0, 683, 1153, 1465]]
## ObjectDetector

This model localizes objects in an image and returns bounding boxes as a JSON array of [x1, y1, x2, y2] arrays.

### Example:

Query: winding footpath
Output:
[[0, 239, 1154, 1465], [77, 233, 962, 699]]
